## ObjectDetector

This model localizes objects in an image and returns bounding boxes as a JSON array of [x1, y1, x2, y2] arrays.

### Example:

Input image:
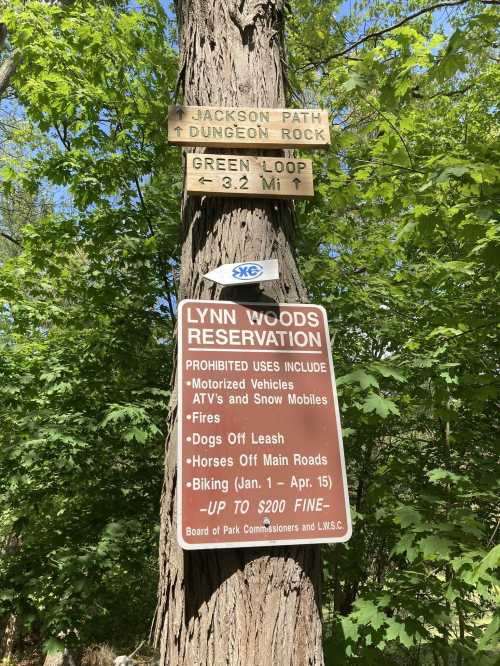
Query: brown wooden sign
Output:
[[177, 300, 352, 550], [168, 105, 330, 149], [186, 154, 314, 199]]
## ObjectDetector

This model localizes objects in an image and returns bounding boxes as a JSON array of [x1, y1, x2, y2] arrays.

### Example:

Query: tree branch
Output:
[[299, 0, 499, 71], [133, 175, 177, 328], [0, 230, 22, 247], [0, 23, 7, 52], [425, 84, 475, 99], [54, 123, 71, 150]]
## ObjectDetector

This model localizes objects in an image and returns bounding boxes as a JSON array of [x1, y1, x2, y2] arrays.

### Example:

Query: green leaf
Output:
[[360, 392, 400, 418], [472, 545, 500, 583], [427, 468, 463, 485], [385, 618, 414, 648], [394, 506, 422, 528], [352, 599, 387, 630], [337, 369, 379, 390], [342, 72, 366, 92], [418, 535, 453, 560], [370, 362, 406, 382], [436, 165, 470, 182]]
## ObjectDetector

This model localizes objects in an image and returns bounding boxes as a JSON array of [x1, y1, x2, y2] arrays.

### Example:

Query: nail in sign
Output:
[[177, 300, 352, 550], [168, 105, 331, 149], [186, 154, 314, 200]]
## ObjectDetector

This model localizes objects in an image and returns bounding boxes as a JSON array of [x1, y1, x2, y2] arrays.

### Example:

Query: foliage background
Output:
[[0, 0, 498, 664]]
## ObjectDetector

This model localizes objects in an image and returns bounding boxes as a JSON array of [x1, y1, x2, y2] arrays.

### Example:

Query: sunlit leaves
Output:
[[0, 0, 177, 647], [290, 0, 499, 662]]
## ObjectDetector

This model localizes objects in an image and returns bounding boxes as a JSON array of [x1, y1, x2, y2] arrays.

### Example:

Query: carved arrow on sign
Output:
[[292, 177, 301, 190], [176, 107, 184, 120], [174, 126, 182, 137], [198, 177, 213, 184], [204, 259, 279, 286]]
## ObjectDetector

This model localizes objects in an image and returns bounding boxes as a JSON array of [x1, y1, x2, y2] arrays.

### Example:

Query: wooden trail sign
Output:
[[186, 154, 314, 199], [168, 105, 331, 149], [177, 300, 352, 550]]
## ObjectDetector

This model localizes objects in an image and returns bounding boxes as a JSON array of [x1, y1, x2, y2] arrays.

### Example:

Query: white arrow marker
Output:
[[203, 259, 279, 286]]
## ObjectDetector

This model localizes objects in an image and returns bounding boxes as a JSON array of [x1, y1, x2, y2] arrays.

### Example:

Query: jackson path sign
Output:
[[168, 105, 331, 149]]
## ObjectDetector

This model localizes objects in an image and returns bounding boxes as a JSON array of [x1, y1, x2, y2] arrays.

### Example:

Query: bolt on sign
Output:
[[177, 300, 352, 549], [186, 154, 314, 200], [168, 105, 331, 149]]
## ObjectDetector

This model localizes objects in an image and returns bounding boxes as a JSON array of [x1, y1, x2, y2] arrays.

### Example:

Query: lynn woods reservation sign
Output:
[[168, 105, 331, 149], [177, 300, 352, 549]]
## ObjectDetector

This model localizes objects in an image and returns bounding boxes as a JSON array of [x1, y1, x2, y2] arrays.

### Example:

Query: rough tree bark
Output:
[[0, 533, 21, 660], [0, 21, 19, 100], [0, 613, 18, 661], [154, 2, 324, 665], [0, 53, 17, 98]]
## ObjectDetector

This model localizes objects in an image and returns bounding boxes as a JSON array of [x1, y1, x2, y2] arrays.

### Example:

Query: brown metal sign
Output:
[[168, 105, 331, 149], [177, 300, 351, 549], [186, 154, 314, 200]]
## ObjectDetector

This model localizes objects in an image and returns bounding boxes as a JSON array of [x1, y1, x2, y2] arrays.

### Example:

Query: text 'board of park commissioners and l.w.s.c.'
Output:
[[177, 300, 352, 550]]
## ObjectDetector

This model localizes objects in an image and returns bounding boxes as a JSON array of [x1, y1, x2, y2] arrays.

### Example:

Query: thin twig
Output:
[[128, 641, 145, 660], [361, 95, 415, 168], [298, 0, 499, 71], [487, 518, 499, 547]]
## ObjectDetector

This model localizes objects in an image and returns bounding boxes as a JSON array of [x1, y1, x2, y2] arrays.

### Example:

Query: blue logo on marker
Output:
[[232, 262, 264, 281]]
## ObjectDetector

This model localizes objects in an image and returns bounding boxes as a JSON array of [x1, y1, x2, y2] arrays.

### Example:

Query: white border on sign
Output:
[[176, 299, 352, 551]]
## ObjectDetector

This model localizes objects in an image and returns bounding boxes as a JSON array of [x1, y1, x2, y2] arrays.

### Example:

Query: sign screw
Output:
[[263, 517, 271, 528]]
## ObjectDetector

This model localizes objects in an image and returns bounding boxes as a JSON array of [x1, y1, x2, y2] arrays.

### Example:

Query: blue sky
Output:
[[155, 1, 456, 41]]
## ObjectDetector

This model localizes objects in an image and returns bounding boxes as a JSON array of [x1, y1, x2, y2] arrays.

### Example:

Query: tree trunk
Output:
[[0, 20, 20, 100], [1, 532, 22, 661], [0, 613, 18, 662], [154, 1, 324, 665], [0, 53, 17, 99], [43, 649, 77, 666]]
